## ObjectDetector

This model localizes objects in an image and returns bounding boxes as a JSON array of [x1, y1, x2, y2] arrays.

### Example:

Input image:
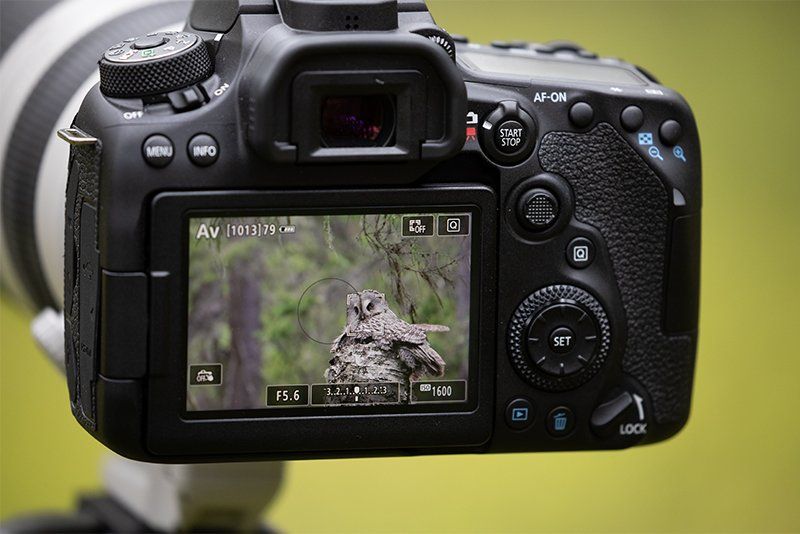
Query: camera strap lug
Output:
[[57, 127, 98, 146]]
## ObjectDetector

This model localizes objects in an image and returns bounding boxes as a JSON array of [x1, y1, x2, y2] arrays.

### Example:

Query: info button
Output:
[[188, 133, 219, 167]]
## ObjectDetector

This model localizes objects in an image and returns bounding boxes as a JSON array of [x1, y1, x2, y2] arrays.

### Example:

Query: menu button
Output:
[[142, 134, 174, 168]]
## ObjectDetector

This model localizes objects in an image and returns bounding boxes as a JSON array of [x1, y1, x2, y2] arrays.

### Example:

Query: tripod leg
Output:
[[102, 455, 285, 532]]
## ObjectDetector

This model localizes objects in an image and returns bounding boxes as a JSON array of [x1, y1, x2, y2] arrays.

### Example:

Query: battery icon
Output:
[[279, 225, 296, 234]]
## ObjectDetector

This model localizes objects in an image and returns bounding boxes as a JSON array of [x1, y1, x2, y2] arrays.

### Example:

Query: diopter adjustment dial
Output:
[[507, 285, 611, 391], [99, 32, 213, 98], [411, 27, 457, 61]]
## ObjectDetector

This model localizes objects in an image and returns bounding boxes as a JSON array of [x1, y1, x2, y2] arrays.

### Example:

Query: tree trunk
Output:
[[223, 255, 264, 409]]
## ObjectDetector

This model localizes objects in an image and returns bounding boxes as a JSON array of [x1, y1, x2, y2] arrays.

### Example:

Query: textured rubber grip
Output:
[[64, 137, 102, 431], [539, 123, 694, 424]]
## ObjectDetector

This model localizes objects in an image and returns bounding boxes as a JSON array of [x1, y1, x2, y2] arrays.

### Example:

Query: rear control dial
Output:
[[479, 101, 536, 165], [507, 285, 611, 391]]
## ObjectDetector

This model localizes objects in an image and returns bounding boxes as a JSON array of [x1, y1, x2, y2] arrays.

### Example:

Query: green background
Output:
[[2, 1, 799, 531]]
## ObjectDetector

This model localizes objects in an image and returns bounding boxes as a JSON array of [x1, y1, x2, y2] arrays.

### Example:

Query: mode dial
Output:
[[99, 32, 213, 98], [507, 285, 611, 391]]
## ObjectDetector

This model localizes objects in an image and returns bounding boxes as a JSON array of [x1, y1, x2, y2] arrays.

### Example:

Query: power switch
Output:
[[590, 389, 648, 440]]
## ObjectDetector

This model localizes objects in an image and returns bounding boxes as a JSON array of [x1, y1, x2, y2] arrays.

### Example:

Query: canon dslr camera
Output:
[[60, 0, 701, 462]]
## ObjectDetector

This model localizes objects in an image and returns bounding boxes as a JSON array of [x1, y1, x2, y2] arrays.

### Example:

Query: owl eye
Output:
[[366, 302, 374, 312], [353, 305, 360, 314]]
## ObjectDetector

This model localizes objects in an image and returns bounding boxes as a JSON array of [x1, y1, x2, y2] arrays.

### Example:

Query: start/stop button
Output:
[[494, 120, 527, 154], [480, 100, 536, 165]]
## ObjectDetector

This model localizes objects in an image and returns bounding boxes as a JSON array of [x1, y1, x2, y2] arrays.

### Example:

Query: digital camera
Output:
[[59, 0, 701, 462]]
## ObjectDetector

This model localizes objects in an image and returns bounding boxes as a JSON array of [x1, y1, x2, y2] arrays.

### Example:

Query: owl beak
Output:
[[358, 297, 369, 320]]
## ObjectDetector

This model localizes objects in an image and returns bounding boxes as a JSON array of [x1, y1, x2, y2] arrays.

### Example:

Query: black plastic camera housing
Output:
[[62, 0, 701, 462]]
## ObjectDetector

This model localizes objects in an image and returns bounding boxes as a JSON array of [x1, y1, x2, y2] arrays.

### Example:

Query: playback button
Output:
[[506, 398, 535, 430]]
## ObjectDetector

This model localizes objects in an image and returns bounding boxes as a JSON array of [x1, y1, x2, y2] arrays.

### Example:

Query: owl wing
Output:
[[398, 344, 446, 378], [382, 316, 428, 345], [330, 330, 346, 353], [340, 315, 417, 343], [374, 315, 446, 377]]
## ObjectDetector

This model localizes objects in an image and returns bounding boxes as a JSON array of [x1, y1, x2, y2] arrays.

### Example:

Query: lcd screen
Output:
[[460, 50, 647, 86], [185, 212, 474, 412]]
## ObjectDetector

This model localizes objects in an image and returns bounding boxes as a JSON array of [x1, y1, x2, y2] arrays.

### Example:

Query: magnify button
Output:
[[673, 145, 687, 162], [648, 145, 664, 161]]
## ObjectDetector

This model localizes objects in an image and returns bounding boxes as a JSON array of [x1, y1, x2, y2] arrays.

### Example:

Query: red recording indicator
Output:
[[465, 126, 477, 141]]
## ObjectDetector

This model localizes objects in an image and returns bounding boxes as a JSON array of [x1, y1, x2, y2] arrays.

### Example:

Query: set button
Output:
[[525, 303, 599, 376], [549, 326, 576, 354]]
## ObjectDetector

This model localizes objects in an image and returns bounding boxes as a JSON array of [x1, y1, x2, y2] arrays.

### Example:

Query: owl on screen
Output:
[[326, 290, 449, 401]]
